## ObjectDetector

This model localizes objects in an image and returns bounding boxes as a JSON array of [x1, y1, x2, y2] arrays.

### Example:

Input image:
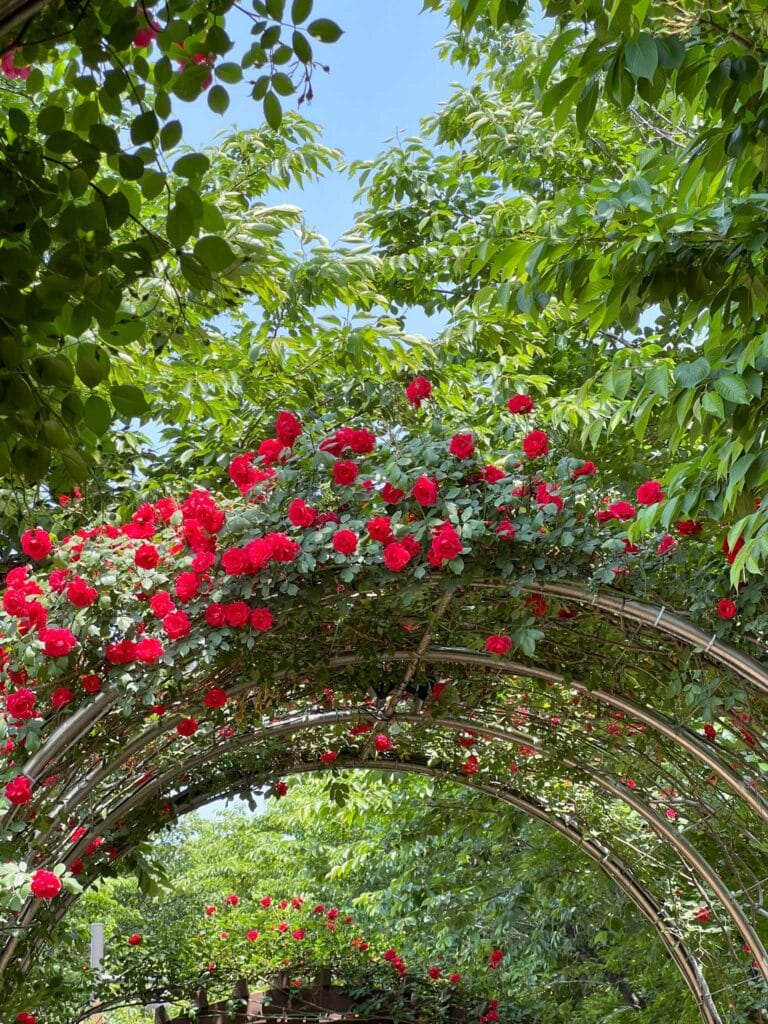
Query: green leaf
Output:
[[271, 72, 294, 96], [306, 17, 343, 42], [130, 110, 159, 145], [76, 343, 111, 388], [575, 78, 599, 134], [624, 33, 658, 81], [215, 62, 243, 84], [673, 357, 710, 389], [60, 447, 89, 483], [193, 235, 237, 272], [167, 204, 193, 249], [111, 384, 150, 418], [701, 391, 725, 419], [291, 0, 312, 23], [714, 374, 749, 405], [646, 364, 669, 398], [655, 35, 685, 70], [292, 30, 312, 63], [207, 85, 230, 115], [263, 91, 282, 129], [83, 394, 112, 435], [160, 119, 183, 151], [173, 153, 211, 179]]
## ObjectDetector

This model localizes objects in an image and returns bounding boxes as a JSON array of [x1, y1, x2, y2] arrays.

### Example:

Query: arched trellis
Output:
[[2, 447, 768, 1024]]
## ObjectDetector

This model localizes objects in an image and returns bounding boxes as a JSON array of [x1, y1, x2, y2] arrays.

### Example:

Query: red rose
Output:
[[176, 717, 199, 737], [383, 542, 412, 572], [722, 535, 744, 564], [676, 520, 702, 536], [134, 544, 160, 569], [483, 465, 505, 483], [332, 530, 358, 555], [333, 460, 359, 486], [428, 967, 441, 979], [5, 775, 33, 805], [149, 591, 175, 618], [693, 907, 711, 924], [320, 751, 338, 764], [412, 475, 438, 506], [485, 635, 511, 655], [221, 547, 248, 575], [225, 893, 239, 906], [205, 603, 227, 627], [192, 551, 215, 573], [128, 933, 142, 946], [636, 480, 665, 505], [524, 594, 547, 617], [206, 905, 217, 915], [30, 869, 62, 899], [257, 437, 285, 466], [292, 929, 305, 940], [381, 482, 405, 505], [39, 627, 77, 657], [430, 524, 462, 564], [275, 781, 288, 796], [488, 949, 503, 969], [656, 534, 676, 555], [405, 376, 432, 407], [136, 637, 164, 663], [175, 571, 201, 603], [260, 896, 271, 907], [535, 483, 562, 512], [225, 602, 250, 627], [366, 516, 392, 542], [506, 394, 534, 414], [703, 723, 717, 741], [449, 433, 474, 459], [288, 499, 316, 528], [229, 452, 259, 494], [51, 687, 74, 709], [163, 609, 191, 639], [250, 607, 274, 631], [522, 430, 549, 459], [496, 518, 516, 541], [66, 576, 97, 607], [572, 460, 597, 478], [21, 528, 52, 561], [6, 689, 37, 720], [373, 734, 393, 752], [204, 687, 227, 709], [106, 639, 138, 664], [461, 754, 479, 775], [449, 973, 461, 984], [348, 428, 376, 454], [606, 501, 636, 522], [275, 411, 302, 446], [268, 532, 301, 563], [246, 929, 260, 941], [81, 674, 102, 694], [717, 598, 737, 620]]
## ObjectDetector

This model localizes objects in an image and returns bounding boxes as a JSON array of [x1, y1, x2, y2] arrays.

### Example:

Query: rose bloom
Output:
[[373, 734, 393, 752], [203, 687, 227, 709], [66, 576, 97, 607], [366, 516, 392, 542], [149, 591, 175, 618], [6, 688, 36, 720], [428, 967, 441, 980], [717, 598, 737, 620], [206, 905, 217, 915], [449, 973, 461, 984], [205, 602, 227, 627], [175, 571, 200, 602], [506, 394, 534, 414], [128, 934, 142, 946], [30, 869, 62, 899], [257, 437, 285, 466], [275, 781, 288, 796], [332, 530, 358, 555], [333, 460, 359, 486], [276, 410, 302, 445], [383, 542, 412, 572], [412, 475, 438, 506], [405, 376, 432, 407], [483, 465, 505, 483], [694, 907, 711, 924], [39, 628, 77, 657], [288, 498, 316, 528], [449, 433, 474, 459], [606, 501, 636, 522], [51, 687, 74, 709], [246, 929, 260, 941], [21, 528, 52, 561], [381, 482, 405, 504], [485, 635, 512, 655], [134, 544, 160, 569], [268, 532, 300, 563], [225, 894, 239, 906], [488, 949, 503, 969], [320, 751, 338, 764], [292, 929, 305, 940], [676, 519, 702, 536], [5, 775, 33, 805], [136, 637, 164, 664], [572, 460, 597, 478], [250, 607, 274, 631], [636, 480, 665, 505], [225, 602, 250, 628], [176, 717, 199, 737], [163, 609, 191, 639], [522, 430, 549, 459], [430, 524, 462, 563], [260, 896, 272, 907]]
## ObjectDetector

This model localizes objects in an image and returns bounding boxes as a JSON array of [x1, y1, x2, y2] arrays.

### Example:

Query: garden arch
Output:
[[1, 409, 766, 1023]]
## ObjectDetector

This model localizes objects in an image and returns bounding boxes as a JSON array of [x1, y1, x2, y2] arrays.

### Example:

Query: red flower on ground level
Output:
[[246, 929, 260, 940], [373, 734, 393, 752], [694, 907, 711, 924], [275, 781, 288, 797], [488, 949, 503, 969], [717, 599, 737, 620], [320, 751, 338, 765], [485, 635, 511, 655], [128, 934, 142, 946]]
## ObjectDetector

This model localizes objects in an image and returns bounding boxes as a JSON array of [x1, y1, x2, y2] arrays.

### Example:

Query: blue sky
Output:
[[182, 0, 464, 245]]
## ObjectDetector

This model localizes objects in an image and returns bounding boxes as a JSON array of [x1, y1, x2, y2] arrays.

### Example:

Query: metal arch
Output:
[[135, 759, 724, 1024], [48, 707, 768, 985]]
